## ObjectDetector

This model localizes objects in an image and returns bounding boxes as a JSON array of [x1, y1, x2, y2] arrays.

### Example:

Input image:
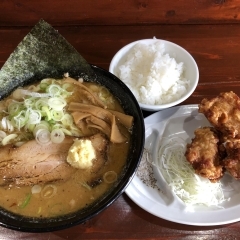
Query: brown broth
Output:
[[0, 79, 131, 218]]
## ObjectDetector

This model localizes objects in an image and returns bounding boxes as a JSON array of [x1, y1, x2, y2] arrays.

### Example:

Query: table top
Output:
[[1, 8, 240, 240]]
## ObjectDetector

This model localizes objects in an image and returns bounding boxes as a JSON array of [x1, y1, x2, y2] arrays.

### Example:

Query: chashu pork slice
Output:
[[0, 136, 76, 186], [0, 133, 109, 187]]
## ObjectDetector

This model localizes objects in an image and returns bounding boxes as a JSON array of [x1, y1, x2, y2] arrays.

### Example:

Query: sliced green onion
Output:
[[31, 185, 42, 194], [40, 82, 49, 91], [0, 130, 7, 141], [51, 124, 72, 136], [34, 98, 48, 110], [24, 122, 36, 132], [61, 128, 73, 136], [1, 79, 82, 145], [51, 110, 64, 121], [48, 119, 55, 125], [51, 123, 64, 130], [70, 126, 82, 137], [2, 133, 18, 145], [17, 132, 33, 141], [103, 171, 118, 184], [19, 193, 32, 209], [40, 78, 56, 85], [1, 117, 14, 132], [99, 87, 111, 100], [37, 121, 51, 130], [46, 84, 72, 98], [80, 181, 91, 190], [61, 113, 73, 127], [21, 89, 51, 98], [12, 110, 28, 129], [46, 84, 63, 96], [35, 129, 51, 145], [33, 121, 51, 136], [8, 101, 24, 117], [41, 106, 52, 121], [41, 184, 57, 198], [37, 207, 42, 214], [50, 129, 65, 143], [24, 97, 36, 108], [48, 97, 66, 111], [27, 109, 41, 125]]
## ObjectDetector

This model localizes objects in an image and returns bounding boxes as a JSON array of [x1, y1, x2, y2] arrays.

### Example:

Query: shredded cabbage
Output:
[[157, 137, 228, 208]]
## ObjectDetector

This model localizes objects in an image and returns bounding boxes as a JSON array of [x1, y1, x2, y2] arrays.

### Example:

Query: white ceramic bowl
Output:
[[109, 39, 199, 111]]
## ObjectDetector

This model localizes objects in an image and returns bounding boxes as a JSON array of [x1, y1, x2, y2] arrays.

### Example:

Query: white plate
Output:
[[125, 104, 240, 226]]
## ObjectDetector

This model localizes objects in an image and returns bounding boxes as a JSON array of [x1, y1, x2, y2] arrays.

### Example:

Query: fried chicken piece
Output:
[[199, 91, 240, 139], [223, 138, 240, 179], [185, 127, 225, 182]]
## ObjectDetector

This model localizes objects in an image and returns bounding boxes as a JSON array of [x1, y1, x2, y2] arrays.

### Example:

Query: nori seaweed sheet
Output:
[[0, 19, 95, 99]]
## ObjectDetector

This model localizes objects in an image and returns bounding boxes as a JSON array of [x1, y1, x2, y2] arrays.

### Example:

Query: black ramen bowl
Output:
[[0, 65, 145, 232]]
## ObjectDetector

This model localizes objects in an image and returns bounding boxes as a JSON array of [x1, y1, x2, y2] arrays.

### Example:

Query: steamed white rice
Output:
[[117, 41, 190, 105]]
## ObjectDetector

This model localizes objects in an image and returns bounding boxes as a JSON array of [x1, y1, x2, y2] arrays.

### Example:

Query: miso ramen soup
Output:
[[0, 76, 133, 218]]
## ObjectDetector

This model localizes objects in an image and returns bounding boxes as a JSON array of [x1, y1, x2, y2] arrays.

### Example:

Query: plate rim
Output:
[[125, 104, 240, 226]]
